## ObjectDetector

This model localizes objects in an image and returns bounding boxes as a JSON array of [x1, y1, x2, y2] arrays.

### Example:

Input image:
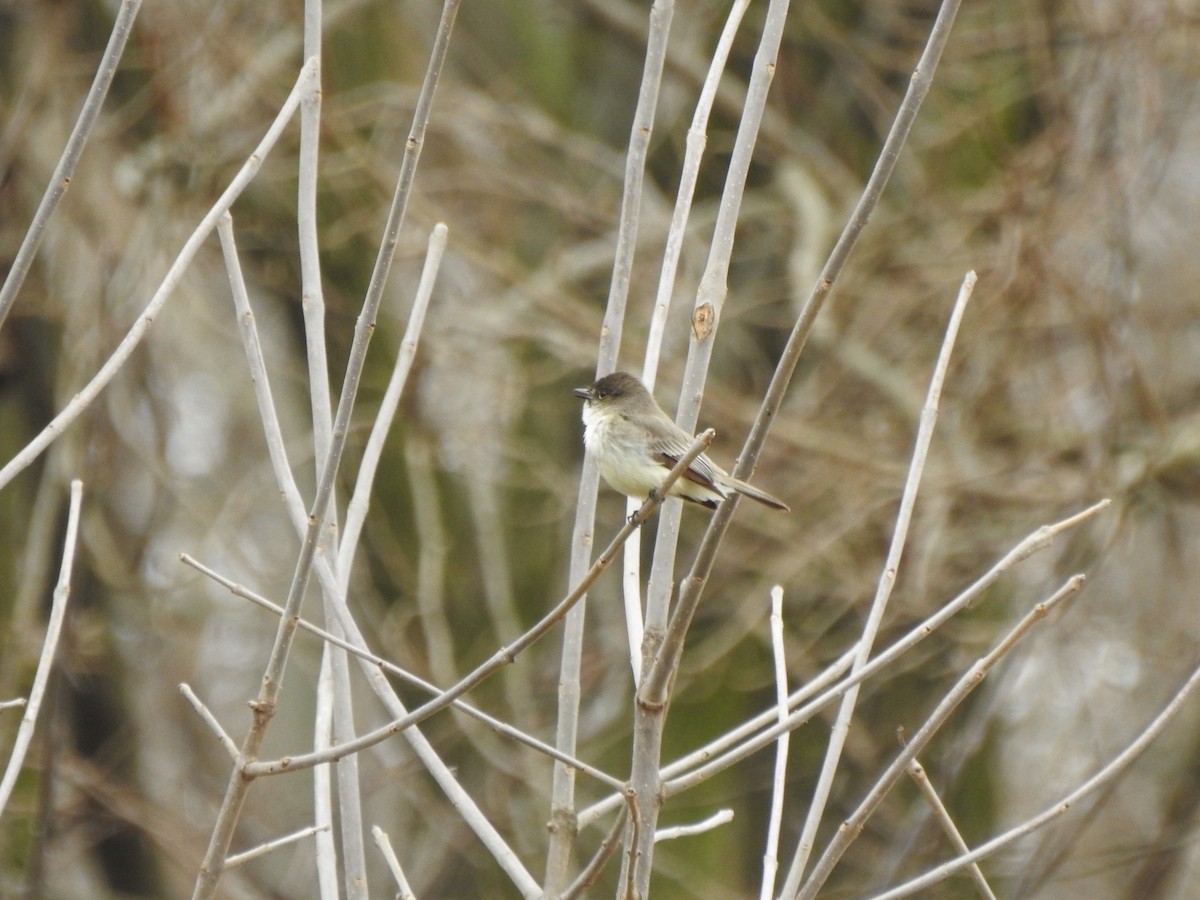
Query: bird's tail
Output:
[[725, 476, 789, 511]]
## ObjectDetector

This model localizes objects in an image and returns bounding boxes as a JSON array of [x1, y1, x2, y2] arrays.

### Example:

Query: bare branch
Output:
[[226, 825, 330, 868], [867, 652, 1200, 899], [783, 271, 977, 891], [338, 223, 447, 583], [654, 809, 734, 842], [759, 585, 791, 900], [178, 684, 239, 761], [906, 756, 997, 900], [797, 575, 1087, 899], [179, 553, 625, 792], [0, 59, 318, 494], [0, 0, 144, 332], [0, 480, 83, 817], [371, 825, 417, 900]]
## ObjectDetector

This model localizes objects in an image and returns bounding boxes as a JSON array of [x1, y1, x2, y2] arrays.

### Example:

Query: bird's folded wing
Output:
[[649, 436, 724, 490]]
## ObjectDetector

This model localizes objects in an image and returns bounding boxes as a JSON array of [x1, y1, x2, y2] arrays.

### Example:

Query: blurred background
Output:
[[3, 0, 1200, 896]]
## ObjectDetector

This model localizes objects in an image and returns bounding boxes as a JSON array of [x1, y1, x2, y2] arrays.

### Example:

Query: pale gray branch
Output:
[[867, 656, 1200, 899], [178, 683, 239, 761], [797, 575, 1087, 899], [371, 825, 417, 900], [906, 757, 997, 900], [0, 59, 318, 494], [0, 0, 144, 333], [783, 271, 977, 892], [0, 480, 83, 817], [226, 825, 330, 868]]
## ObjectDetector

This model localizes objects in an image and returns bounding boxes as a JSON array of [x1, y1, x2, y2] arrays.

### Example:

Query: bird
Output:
[[573, 371, 788, 511]]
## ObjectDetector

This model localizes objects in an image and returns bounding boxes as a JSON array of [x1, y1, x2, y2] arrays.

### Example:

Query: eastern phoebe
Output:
[[574, 371, 788, 511]]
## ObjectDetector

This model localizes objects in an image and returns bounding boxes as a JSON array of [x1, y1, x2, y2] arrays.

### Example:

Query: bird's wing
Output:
[[648, 435, 725, 491]]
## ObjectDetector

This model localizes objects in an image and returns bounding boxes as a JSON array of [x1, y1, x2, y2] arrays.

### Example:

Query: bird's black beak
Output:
[[573, 387, 593, 402]]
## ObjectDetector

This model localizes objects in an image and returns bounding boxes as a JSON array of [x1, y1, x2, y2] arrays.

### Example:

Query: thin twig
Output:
[[797, 575, 1086, 899], [217, 213, 301, 524], [866, 656, 1200, 899], [906, 756, 997, 900], [297, 0, 332, 468], [337, 223, 447, 585], [0, 58, 318, 494], [226, 825, 330, 867], [548, 0, 676, 887], [562, 811, 629, 900], [313, 649, 340, 900], [0, 480, 83, 817], [0, 0, 144, 333], [178, 684, 238, 761], [0, 699, 26, 713], [371, 825, 417, 900], [783, 271, 977, 893], [294, 3, 364, 891], [654, 809, 733, 842], [759, 585, 790, 900]]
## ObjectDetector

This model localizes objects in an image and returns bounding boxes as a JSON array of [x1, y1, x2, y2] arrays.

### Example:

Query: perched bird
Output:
[[574, 371, 788, 511]]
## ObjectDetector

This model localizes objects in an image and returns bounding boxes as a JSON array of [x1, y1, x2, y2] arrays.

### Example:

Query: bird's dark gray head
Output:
[[573, 371, 650, 405]]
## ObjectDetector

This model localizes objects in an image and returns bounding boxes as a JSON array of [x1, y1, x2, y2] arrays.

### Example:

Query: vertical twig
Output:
[[294, 4, 368, 888], [298, 0, 333, 465], [624, 0, 793, 890], [759, 585, 790, 900], [337, 222, 445, 582], [546, 0, 676, 891], [0, 0, 144, 333], [782, 272, 976, 894], [313, 650, 341, 900], [0, 480, 83, 817], [192, 0, 459, 888], [622, 0, 753, 683]]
